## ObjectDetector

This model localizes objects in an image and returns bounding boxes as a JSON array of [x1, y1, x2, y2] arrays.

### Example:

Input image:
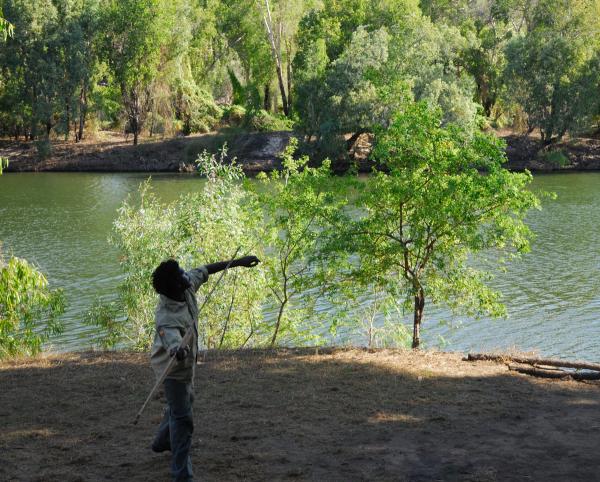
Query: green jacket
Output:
[[150, 266, 209, 382]]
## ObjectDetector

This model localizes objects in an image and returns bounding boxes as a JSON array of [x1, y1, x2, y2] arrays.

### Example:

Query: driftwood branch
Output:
[[467, 353, 600, 372], [508, 365, 600, 381]]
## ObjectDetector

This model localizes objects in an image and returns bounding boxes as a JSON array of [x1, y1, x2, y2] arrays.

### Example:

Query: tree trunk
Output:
[[264, 83, 271, 111], [270, 296, 287, 347], [65, 102, 70, 141], [77, 83, 87, 142], [271, 281, 288, 347], [262, 0, 289, 117], [286, 58, 292, 115], [412, 289, 425, 349]]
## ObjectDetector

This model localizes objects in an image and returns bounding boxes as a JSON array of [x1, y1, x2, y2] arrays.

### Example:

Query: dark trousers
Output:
[[153, 379, 194, 481]]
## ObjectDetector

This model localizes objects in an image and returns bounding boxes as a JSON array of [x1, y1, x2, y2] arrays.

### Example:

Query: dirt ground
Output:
[[0, 130, 293, 174], [1, 348, 599, 482], [3, 129, 600, 174]]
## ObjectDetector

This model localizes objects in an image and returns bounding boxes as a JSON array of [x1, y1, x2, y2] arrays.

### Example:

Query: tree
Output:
[[217, 0, 274, 110], [338, 102, 539, 348], [88, 149, 270, 350], [257, 0, 313, 116], [255, 138, 347, 345], [102, 0, 170, 145], [457, 4, 514, 118], [503, 0, 600, 144], [0, 0, 99, 143], [293, 0, 480, 162]]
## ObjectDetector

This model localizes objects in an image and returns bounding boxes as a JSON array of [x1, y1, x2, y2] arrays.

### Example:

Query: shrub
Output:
[[542, 149, 570, 168], [0, 252, 65, 358], [221, 104, 246, 127], [86, 149, 270, 350], [244, 109, 294, 132]]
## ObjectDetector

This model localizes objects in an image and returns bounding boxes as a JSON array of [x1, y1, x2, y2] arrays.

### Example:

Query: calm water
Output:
[[1, 172, 599, 360]]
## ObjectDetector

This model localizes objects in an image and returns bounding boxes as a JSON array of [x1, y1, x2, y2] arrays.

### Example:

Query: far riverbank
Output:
[[2, 130, 600, 174], [1, 348, 599, 481]]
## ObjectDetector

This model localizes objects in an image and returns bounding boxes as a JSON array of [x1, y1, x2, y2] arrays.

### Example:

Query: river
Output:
[[0, 172, 599, 360]]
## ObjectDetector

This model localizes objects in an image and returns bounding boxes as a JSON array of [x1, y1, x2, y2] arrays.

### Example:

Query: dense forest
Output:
[[0, 0, 599, 158]]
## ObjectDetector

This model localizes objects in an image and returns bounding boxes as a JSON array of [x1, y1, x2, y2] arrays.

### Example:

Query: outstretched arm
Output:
[[205, 255, 260, 274]]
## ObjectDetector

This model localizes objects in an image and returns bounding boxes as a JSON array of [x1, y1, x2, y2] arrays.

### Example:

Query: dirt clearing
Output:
[[1, 348, 599, 481]]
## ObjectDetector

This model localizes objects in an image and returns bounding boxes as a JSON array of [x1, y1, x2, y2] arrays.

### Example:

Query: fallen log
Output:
[[508, 365, 600, 381], [508, 365, 570, 379], [467, 353, 600, 372]]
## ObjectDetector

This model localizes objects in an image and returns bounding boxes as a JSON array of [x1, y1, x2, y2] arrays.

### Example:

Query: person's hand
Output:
[[169, 345, 190, 361], [237, 255, 260, 268]]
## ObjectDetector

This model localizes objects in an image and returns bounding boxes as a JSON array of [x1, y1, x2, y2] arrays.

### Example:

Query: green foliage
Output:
[[503, 0, 599, 144], [541, 149, 570, 168], [84, 298, 122, 349], [253, 138, 348, 345], [101, 0, 172, 144], [89, 139, 349, 349], [0, 0, 100, 142], [87, 149, 270, 350], [1, 0, 599, 157], [332, 102, 540, 348], [175, 80, 222, 135], [0, 14, 13, 40], [244, 109, 294, 132], [0, 252, 65, 358], [0, 158, 7, 174], [221, 104, 247, 127], [293, 1, 481, 162]]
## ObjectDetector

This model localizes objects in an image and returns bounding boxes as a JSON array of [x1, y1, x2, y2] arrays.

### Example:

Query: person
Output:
[[150, 255, 260, 482]]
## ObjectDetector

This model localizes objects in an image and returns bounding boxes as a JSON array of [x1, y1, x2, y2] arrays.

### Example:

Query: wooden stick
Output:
[[467, 353, 600, 372], [133, 247, 241, 425]]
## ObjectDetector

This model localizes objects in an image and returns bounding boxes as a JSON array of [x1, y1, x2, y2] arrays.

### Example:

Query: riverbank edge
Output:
[[2, 130, 600, 174], [2, 347, 599, 481]]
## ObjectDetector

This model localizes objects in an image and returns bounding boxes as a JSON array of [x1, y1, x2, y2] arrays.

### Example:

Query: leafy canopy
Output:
[[337, 102, 540, 347]]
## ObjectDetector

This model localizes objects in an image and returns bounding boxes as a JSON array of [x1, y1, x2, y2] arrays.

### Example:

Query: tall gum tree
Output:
[[102, 0, 170, 145]]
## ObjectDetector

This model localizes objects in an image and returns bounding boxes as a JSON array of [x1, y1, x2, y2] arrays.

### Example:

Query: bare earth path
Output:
[[1, 348, 599, 481]]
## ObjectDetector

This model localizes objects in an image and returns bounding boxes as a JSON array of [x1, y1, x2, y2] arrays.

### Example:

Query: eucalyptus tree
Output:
[[337, 103, 539, 348], [256, 0, 314, 116], [102, 0, 171, 145], [217, 0, 274, 110], [293, 0, 479, 161], [503, 0, 600, 143], [0, 0, 99, 143]]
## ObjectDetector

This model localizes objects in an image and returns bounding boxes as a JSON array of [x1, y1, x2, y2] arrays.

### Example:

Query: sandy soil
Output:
[[1, 348, 599, 481]]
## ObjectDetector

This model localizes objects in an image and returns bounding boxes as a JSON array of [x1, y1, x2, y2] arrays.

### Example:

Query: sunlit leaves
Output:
[[0, 254, 65, 358], [339, 102, 540, 347]]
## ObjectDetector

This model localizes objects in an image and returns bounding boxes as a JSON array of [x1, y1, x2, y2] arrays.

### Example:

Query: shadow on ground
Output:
[[0, 348, 598, 481]]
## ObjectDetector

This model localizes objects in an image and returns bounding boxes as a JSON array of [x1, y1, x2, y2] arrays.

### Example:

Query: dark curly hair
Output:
[[152, 259, 189, 300]]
